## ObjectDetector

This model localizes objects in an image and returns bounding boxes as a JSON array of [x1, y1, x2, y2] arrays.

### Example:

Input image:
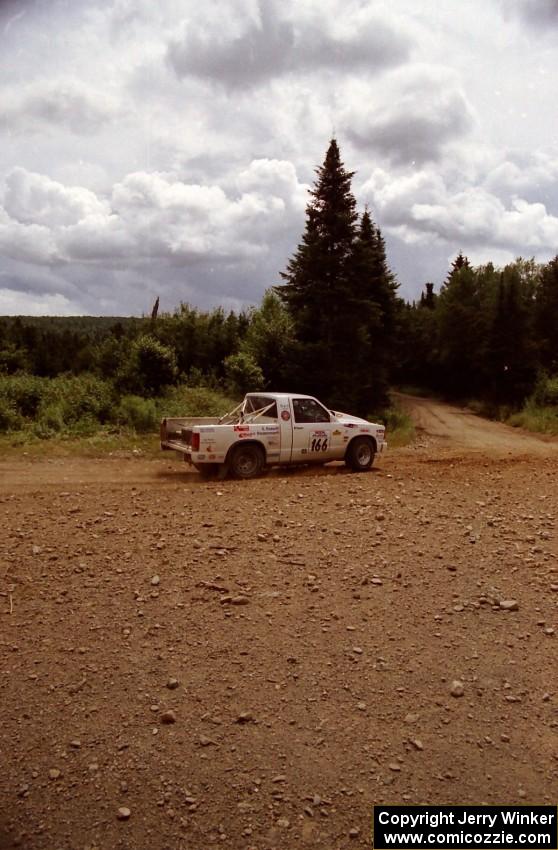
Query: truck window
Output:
[[245, 397, 278, 419], [292, 398, 331, 423]]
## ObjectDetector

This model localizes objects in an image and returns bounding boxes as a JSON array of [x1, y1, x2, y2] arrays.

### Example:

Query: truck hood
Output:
[[333, 411, 378, 427]]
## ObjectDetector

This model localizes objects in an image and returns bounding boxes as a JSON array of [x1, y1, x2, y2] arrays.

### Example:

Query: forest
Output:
[[1, 140, 557, 441]]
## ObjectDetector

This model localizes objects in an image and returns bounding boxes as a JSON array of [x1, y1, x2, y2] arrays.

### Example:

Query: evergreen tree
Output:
[[487, 266, 537, 405], [534, 256, 558, 373], [278, 139, 395, 415], [419, 283, 436, 310], [278, 139, 358, 404], [350, 208, 398, 409], [436, 253, 485, 397]]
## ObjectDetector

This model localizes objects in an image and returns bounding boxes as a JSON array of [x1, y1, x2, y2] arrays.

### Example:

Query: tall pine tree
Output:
[[278, 140, 396, 415], [278, 140, 357, 400]]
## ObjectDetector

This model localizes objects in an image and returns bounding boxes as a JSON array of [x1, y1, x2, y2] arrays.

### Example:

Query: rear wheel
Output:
[[229, 444, 264, 479], [346, 437, 375, 471]]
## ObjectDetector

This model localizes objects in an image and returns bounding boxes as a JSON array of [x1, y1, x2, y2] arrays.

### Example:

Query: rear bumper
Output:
[[161, 440, 192, 463]]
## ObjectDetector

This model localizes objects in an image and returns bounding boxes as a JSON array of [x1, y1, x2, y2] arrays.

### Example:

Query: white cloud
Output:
[[0, 289, 76, 316], [363, 166, 558, 254], [4, 167, 108, 227], [0, 163, 308, 273]]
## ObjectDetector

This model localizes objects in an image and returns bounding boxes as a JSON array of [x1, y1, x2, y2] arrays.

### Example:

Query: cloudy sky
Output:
[[1, 0, 557, 316]]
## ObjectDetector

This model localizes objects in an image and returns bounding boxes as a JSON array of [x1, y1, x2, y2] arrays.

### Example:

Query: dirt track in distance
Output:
[[395, 392, 558, 456], [1, 400, 557, 850]]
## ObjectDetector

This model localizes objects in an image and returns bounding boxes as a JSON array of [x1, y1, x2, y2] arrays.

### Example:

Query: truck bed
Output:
[[160, 416, 220, 452]]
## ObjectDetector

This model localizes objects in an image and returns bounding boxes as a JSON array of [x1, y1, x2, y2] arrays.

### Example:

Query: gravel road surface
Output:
[[1, 399, 557, 849]]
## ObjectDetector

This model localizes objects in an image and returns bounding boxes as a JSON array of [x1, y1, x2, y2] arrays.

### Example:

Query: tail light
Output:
[[191, 432, 200, 451]]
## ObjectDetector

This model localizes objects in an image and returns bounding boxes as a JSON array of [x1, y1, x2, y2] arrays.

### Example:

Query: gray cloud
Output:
[[0, 0, 557, 314], [345, 66, 475, 165], [0, 79, 119, 135], [167, 0, 411, 88], [501, 0, 558, 27]]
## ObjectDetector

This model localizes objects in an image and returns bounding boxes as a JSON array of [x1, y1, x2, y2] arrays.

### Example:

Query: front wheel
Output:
[[229, 444, 264, 479], [345, 437, 375, 471]]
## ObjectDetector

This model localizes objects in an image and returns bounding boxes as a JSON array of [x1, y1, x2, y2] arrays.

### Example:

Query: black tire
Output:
[[229, 444, 264, 479], [194, 463, 219, 479], [346, 437, 375, 471]]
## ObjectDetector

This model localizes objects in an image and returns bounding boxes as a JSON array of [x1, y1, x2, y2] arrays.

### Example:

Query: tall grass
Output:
[[376, 406, 415, 447], [507, 403, 558, 435]]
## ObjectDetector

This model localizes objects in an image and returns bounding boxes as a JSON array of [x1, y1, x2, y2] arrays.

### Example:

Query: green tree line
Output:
[[398, 253, 558, 411]]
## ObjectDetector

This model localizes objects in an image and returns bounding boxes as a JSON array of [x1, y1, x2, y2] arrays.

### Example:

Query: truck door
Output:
[[289, 397, 335, 463]]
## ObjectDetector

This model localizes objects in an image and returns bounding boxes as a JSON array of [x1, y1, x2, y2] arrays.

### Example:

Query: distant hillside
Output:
[[0, 316, 146, 337]]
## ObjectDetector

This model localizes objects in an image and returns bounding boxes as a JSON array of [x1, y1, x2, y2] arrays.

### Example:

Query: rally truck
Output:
[[160, 392, 386, 479]]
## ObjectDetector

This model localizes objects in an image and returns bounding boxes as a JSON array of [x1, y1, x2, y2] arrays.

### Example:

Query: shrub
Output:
[[0, 374, 44, 417], [159, 386, 238, 418], [117, 335, 178, 395], [223, 352, 263, 395], [0, 397, 23, 433], [532, 374, 558, 407], [34, 403, 65, 438], [0, 373, 117, 437], [117, 395, 158, 432], [60, 375, 115, 424], [376, 406, 415, 447], [508, 403, 558, 435]]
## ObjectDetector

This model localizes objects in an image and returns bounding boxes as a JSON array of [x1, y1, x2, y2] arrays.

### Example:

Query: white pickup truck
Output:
[[161, 392, 386, 479]]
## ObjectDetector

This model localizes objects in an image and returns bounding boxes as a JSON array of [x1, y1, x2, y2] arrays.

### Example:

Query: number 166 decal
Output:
[[309, 431, 329, 452]]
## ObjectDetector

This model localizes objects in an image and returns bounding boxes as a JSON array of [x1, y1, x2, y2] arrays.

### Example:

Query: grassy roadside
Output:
[[0, 429, 162, 459], [506, 404, 558, 435], [378, 406, 415, 447]]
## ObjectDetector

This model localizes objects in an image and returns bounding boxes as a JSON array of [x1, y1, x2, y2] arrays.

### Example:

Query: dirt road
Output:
[[1, 403, 557, 850], [394, 393, 558, 457], [396, 393, 558, 456]]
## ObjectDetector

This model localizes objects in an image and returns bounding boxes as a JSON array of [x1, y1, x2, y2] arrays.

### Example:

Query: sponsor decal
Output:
[[199, 427, 215, 433], [197, 453, 206, 460], [234, 425, 250, 432], [345, 423, 358, 429], [301, 448, 307, 454], [208, 454, 216, 460], [267, 439, 279, 447], [309, 431, 329, 452], [281, 410, 291, 421], [332, 429, 342, 436]]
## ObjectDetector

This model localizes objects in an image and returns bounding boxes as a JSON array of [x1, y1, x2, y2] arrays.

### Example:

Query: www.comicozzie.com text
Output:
[[378, 811, 556, 830]]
